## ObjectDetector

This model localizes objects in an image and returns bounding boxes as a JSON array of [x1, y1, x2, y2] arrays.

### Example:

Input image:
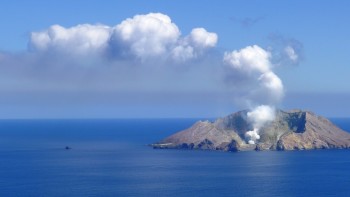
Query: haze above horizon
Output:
[[0, 0, 349, 118]]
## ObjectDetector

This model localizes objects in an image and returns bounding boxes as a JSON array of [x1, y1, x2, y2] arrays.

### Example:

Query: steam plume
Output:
[[245, 105, 275, 144], [223, 45, 284, 144]]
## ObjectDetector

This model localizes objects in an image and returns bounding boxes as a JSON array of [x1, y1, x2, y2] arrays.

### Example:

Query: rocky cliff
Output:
[[151, 109, 350, 151]]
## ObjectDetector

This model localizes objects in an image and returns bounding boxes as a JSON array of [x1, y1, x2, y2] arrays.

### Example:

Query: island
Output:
[[151, 109, 350, 151]]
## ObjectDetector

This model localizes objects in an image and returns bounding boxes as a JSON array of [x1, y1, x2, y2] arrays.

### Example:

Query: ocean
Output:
[[0, 118, 350, 196]]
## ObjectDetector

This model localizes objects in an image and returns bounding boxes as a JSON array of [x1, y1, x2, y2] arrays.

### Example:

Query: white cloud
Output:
[[188, 28, 218, 49], [223, 45, 284, 104], [258, 71, 284, 100], [30, 24, 111, 55], [223, 45, 271, 74], [284, 45, 298, 62], [113, 13, 180, 59], [28, 13, 217, 62], [171, 45, 195, 62], [170, 28, 218, 62]]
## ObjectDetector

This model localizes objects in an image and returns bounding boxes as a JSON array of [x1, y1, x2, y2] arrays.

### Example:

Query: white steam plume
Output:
[[245, 105, 275, 144], [224, 45, 283, 144]]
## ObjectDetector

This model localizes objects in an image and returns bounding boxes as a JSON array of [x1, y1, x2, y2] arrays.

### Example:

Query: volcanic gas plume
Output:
[[223, 45, 284, 144]]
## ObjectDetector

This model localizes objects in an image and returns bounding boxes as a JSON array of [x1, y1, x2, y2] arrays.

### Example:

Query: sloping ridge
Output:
[[151, 109, 350, 151]]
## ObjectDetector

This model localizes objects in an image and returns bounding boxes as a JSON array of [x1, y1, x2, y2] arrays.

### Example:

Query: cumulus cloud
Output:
[[171, 28, 218, 62], [28, 13, 217, 62], [188, 28, 218, 48], [224, 45, 271, 74], [223, 45, 284, 104], [112, 13, 180, 60], [29, 24, 111, 55]]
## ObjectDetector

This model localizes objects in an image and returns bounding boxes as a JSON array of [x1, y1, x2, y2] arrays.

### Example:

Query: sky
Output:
[[0, 0, 349, 118]]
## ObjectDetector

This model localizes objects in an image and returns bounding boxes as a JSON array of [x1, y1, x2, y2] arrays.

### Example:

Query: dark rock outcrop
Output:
[[151, 109, 350, 152]]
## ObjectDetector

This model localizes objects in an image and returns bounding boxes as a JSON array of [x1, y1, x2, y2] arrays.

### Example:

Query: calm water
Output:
[[0, 118, 350, 196]]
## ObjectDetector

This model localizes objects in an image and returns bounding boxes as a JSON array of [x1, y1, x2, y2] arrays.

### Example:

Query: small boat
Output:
[[65, 146, 72, 150]]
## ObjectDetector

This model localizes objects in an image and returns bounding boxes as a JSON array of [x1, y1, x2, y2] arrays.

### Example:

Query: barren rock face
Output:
[[277, 111, 350, 150], [151, 110, 350, 152]]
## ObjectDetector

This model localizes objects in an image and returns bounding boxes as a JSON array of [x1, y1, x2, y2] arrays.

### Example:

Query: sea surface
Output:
[[0, 118, 350, 196]]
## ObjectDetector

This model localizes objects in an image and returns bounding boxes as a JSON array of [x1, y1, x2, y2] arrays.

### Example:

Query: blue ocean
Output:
[[0, 118, 350, 196]]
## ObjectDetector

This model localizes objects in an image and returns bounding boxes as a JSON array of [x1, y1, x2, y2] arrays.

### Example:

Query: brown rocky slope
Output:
[[151, 109, 350, 151]]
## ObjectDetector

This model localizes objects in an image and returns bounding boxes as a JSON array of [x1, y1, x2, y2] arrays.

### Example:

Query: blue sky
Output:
[[0, 0, 349, 118]]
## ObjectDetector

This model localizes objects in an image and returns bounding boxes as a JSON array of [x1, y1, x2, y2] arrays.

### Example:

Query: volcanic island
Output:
[[151, 109, 350, 151]]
